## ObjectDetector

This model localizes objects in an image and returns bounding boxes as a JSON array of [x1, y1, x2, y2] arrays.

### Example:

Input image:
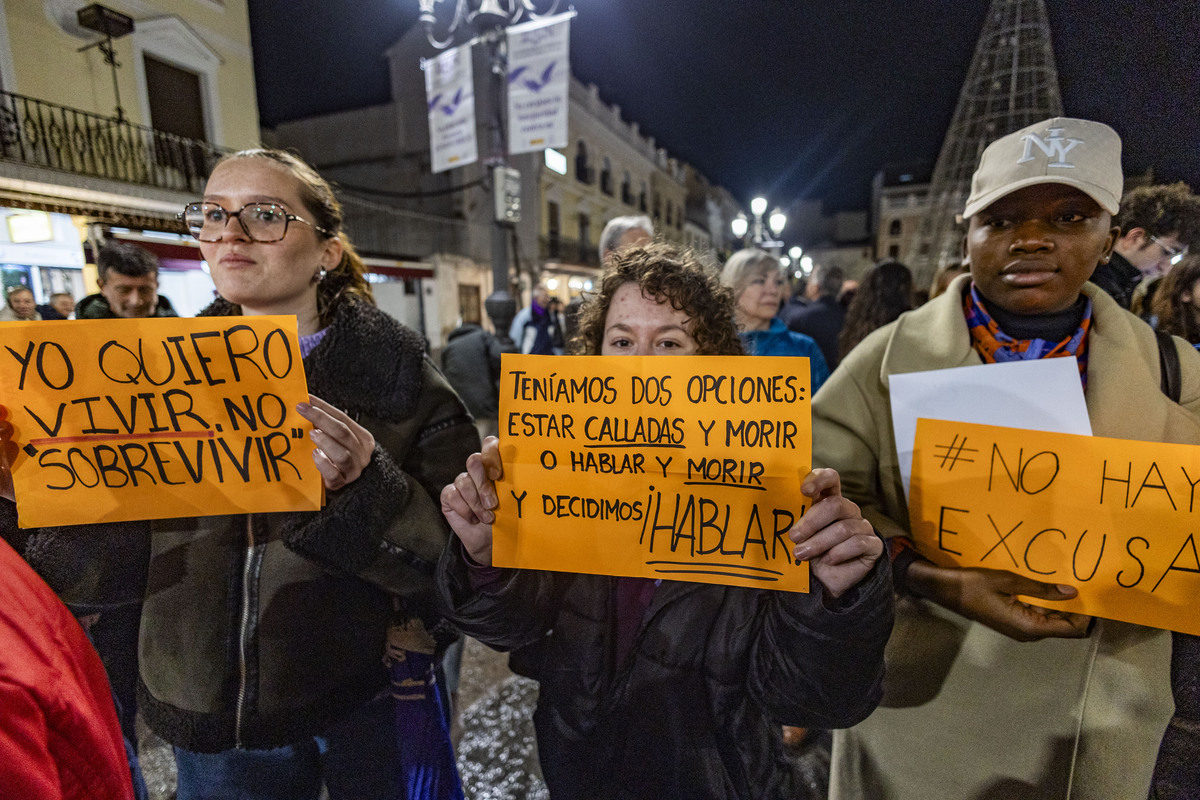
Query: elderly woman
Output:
[[0, 286, 41, 321], [438, 243, 893, 799], [815, 118, 1200, 799], [721, 248, 830, 390]]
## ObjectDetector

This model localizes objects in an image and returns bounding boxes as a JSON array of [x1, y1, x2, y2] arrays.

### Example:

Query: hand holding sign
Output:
[[440, 435, 503, 566], [296, 395, 375, 491], [906, 562, 1091, 641], [791, 468, 882, 599]]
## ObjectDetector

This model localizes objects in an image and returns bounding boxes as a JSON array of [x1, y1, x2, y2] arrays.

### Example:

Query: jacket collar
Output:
[[876, 273, 978, 390], [200, 296, 427, 421], [879, 273, 1200, 443]]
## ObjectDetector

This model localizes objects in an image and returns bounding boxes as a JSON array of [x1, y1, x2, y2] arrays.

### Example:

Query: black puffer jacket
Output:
[[438, 542, 893, 799]]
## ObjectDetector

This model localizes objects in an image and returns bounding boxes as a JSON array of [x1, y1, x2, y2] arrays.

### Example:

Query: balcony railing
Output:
[[539, 235, 598, 267], [0, 90, 227, 194]]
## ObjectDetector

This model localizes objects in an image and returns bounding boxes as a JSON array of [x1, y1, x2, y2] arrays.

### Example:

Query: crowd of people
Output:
[[1, 115, 1199, 800]]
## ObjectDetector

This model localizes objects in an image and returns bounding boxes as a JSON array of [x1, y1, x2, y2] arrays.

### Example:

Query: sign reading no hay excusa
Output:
[[0, 316, 323, 527], [910, 417, 1200, 635], [493, 354, 814, 592]]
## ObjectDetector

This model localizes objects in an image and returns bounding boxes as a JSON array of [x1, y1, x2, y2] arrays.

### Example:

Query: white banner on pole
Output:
[[506, 12, 571, 156], [425, 43, 478, 173]]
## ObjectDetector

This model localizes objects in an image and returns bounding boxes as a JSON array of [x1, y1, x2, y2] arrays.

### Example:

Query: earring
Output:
[[313, 266, 327, 284]]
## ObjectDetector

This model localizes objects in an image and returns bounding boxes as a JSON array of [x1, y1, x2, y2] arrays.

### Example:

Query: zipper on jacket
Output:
[[234, 515, 257, 748]]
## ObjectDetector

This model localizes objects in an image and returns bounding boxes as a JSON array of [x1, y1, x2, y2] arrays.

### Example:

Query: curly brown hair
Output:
[[209, 149, 374, 327], [1151, 255, 1200, 344], [1116, 182, 1200, 248], [571, 243, 743, 356]]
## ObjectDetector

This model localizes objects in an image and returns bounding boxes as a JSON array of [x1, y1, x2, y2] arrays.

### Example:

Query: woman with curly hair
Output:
[[837, 259, 914, 360], [1151, 255, 1200, 345], [438, 242, 893, 799]]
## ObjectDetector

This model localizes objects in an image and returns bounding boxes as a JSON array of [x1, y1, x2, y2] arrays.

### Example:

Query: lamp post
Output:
[[731, 195, 786, 253], [418, 0, 561, 345]]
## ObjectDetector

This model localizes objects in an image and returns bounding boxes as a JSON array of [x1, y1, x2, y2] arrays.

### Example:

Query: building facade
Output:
[[0, 0, 262, 315], [273, 21, 728, 350]]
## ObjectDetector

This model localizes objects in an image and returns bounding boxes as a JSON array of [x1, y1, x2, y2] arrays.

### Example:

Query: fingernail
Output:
[[801, 483, 813, 495], [1056, 584, 1076, 595], [794, 545, 812, 562], [296, 402, 312, 414]]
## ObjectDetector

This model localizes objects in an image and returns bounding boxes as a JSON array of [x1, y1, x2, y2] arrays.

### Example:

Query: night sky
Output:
[[249, 0, 1200, 212]]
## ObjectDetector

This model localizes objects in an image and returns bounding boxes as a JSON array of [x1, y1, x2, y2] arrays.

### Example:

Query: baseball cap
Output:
[[963, 117, 1123, 219]]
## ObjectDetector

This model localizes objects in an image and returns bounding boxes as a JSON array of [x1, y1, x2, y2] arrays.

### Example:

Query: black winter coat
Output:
[[438, 542, 893, 799]]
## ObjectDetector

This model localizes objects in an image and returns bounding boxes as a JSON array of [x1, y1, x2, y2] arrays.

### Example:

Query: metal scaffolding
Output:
[[905, 0, 1063, 288]]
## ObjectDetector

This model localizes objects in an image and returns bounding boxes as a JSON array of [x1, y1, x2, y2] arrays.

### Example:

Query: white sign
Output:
[[506, 13, 571, 156], [888, 358, 1092, 500], [425, 43, 478, 173]]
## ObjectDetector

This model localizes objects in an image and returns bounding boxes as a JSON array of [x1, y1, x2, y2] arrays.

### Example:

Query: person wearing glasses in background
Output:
[[1088, 182, 1200, 310], [3, 149, 478, 799]]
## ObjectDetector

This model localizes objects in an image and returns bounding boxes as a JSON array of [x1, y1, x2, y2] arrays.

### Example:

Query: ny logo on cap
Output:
[[1017, 127, 1083, 169]]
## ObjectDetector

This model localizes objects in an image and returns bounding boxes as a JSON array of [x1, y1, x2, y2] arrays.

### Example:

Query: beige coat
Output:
[[815, 274, 1200, 800]]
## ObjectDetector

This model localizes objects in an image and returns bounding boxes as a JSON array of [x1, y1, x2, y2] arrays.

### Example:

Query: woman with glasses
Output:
[[2, 149, 479, 799]]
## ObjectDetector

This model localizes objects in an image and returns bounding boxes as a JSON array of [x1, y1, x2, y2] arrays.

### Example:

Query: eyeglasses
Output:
[[1151, 235, 1188, 267], [180, 202, 333, 243]]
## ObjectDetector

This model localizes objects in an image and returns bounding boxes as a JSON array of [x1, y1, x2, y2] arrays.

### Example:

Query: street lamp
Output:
[[731, 214, 749, 239], [731, 195, 787, 252], [417, 0, 562, 344]]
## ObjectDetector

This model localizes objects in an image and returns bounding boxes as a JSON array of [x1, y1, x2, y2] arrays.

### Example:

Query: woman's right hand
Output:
[[0, 405, 16, 503], [439, 436, 503, 566], [906, 560, 1092, 642]]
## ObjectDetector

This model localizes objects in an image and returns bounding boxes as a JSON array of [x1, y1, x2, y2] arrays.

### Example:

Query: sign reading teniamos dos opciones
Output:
[[493, 354, 813, 592], [0, 316, 322, 527], [910, 418, 1200, 635]]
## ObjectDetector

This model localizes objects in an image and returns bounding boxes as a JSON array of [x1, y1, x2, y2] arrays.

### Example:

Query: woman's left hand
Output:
[[790, 468, 883, 600], [296, 395, 375, 491]]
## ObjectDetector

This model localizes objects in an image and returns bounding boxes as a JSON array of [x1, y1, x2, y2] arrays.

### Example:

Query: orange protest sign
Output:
[[910, 418, 1200, 635], [493, 354, 812, 592], [0, 316, 322, 527]]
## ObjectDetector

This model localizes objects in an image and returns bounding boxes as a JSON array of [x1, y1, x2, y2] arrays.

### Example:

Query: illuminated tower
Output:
[[905, 0, 1063, 287]]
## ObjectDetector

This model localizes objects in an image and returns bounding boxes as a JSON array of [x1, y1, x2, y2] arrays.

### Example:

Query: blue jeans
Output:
[[174, 692, 399, 800]]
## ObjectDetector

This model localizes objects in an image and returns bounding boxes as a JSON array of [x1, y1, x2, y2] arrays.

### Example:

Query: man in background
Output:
[[77, 241, 178, 319], [37, 292, 76, 320], [509, 285, 563, 355], [598, 215, 653, 261], [783, 263, 846, 369], [1090, 182, 1200, 309]]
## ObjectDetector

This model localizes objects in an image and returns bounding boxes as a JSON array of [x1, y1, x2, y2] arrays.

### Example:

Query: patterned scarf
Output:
[[963, 283, 1093, 388]]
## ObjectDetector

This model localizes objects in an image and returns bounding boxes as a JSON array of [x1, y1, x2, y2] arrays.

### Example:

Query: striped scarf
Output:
[[963, 283, 1092, 388]]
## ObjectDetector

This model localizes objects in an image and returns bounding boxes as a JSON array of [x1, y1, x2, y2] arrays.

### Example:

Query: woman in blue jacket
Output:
[[721, 249, 831, 390]]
